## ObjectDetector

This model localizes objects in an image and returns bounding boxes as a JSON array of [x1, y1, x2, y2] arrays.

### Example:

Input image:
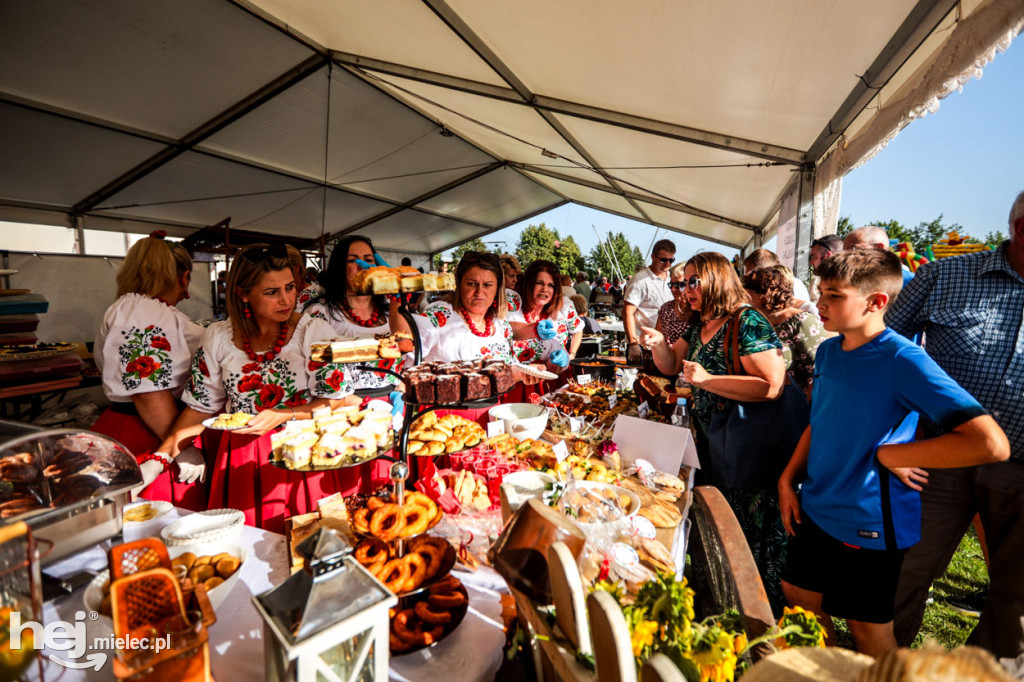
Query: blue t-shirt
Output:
[[802, 328, 986, 550]]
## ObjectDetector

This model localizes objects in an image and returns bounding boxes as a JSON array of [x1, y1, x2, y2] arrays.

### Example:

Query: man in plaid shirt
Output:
[[886, 190, 1024, 658]]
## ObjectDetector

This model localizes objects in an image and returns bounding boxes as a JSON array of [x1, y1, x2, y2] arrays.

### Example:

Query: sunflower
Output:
[[775, 605, 827, 649]]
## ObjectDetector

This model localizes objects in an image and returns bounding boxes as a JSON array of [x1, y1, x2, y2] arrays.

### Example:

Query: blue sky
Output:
[[455, 37, 1023, 261]]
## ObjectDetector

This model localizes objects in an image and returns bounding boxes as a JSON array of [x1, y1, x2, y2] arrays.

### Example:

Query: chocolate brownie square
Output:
[[435, 375, 461, 404], [463, 372, 491, 401], [483, 363, 515, 394], [408, 374, 435, 403]]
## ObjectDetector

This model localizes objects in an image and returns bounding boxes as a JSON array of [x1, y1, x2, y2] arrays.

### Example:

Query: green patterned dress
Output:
[[683, 305, 789, 615]]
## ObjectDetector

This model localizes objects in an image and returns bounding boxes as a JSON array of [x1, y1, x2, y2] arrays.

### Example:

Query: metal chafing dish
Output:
[[0, 421, 142, 564]]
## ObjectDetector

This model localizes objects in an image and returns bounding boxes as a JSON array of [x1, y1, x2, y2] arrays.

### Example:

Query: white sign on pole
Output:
[[777, 184, 799, 268]]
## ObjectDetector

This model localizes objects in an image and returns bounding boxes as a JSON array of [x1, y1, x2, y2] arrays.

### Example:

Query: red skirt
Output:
[[204, 429, 372, 534], [91, 408, 208, 511]]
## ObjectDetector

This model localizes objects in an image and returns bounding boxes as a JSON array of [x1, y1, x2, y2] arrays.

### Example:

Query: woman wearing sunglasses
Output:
[[640, 251, 788, 611], [508, 260, 583, 374], [656, 262, 693, 347], [94, 231, 205, 509], [153, 243, 357, 532], [307, 236, 403, 393]]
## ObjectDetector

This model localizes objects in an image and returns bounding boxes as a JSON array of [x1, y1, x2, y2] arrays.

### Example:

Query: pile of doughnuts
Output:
[[351, 491, 442, 541], [353, 535, 451, 594], [389, 575, 469, 653], [407, 413, 486, 456]]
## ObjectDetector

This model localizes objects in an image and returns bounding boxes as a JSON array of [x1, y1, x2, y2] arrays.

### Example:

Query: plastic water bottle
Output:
[[671, 398, 690, 429]]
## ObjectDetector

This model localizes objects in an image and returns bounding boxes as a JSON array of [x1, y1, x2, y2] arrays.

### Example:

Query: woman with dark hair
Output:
[[742, 266, 828, 398], [640, 251, 789, 613], [154, 243, 355, 532], [307, 236, 402, 391], [508, 260, 583, 372], [94, 231, 205, 509]]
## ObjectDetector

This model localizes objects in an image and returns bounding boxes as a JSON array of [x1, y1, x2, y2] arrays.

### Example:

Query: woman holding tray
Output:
[[154, 243, 356, 533], [93, 231, 206, 509], [307, 236, 404, 394]]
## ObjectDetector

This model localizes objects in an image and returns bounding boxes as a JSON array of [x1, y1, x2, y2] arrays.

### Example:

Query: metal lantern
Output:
[[0, 521, 45, 682], [253, 528, 396, 682]]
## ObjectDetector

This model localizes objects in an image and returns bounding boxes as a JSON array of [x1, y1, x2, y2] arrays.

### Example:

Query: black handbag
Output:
[[704, 308, 809, 489]]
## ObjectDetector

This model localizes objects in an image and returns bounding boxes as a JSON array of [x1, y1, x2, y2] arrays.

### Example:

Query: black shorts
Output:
[[782, 513, 906, 624]]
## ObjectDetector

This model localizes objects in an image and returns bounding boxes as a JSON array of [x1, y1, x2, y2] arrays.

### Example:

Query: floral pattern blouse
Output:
[[305, 301, 405, 390], [96, 294, 203, 402], [773, 311, 828, 396], [183, 316, 352, 415], [657, 300, 692, 346], [683, 306, 782, 433], [413, 301, 515, 363], [296, 283, 324, 312], [507, 298, 584, 364]]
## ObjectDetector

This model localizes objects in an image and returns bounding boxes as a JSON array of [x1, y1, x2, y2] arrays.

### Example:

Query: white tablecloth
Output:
[[600, 320, 624, 333], [34, 507, 507, 682]]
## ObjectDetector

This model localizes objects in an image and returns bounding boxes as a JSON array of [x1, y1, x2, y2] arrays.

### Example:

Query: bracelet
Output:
[[136, 452, 170, 473]]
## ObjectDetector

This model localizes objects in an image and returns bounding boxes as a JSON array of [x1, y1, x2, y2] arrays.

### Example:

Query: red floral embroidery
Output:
[[257, 384, 284, 410], [284, 391, 309, 407], [434, 311, 447, 327], [480, 347, 492, 356], [126, 356, 159, 379], [308, 360, 326, 371], [518, 346, 536, 361], [325, 370, 346, 392], [145, 325, 155, 331], [242, 362, 262, 373], [150, 336, 171, 351], [198, 359, 210, 377], [238, 374, 263, 392]]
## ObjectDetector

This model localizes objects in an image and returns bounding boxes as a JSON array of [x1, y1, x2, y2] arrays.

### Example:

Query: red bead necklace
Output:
[[153, 296, 171, 307], [523, 308, 542, 324], [463, 311, 494, 338], [342, 299, 382, 328], [242, 322, 290, 362]]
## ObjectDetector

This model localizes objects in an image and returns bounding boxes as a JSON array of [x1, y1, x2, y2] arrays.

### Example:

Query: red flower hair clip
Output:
[[149, 229, 167, 239]]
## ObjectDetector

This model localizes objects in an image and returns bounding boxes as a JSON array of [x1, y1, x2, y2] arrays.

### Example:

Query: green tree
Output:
[[983, 230, 1008, 245], [552, 235, 585, 279], [587, 232, 644, 282], [836, 215, 854, 237], [909, 214, 963, 248], [433, 238, 491, 270], [515, 223, 559, 268]]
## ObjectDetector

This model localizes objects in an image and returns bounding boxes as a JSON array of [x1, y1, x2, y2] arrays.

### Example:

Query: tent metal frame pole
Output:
[[793, 168, 815, 282]]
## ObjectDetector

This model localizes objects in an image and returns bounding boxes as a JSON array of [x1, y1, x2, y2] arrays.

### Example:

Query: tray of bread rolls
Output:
[[406, 413, 486, 457]]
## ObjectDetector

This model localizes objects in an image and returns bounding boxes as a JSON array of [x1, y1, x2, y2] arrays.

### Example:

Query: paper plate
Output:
[[201, 416, 250, 430], [511, 363, 558, 381], [122, 500, 172, 523], [161, 508, 244, 546]]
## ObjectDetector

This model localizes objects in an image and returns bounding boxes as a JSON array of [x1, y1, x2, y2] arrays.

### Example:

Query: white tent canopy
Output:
[[1, 0, 1021, 258]]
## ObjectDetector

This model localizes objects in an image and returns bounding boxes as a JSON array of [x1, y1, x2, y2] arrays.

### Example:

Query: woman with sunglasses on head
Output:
[[656, 262, 693, 347], [307, 236, 403, 393], [94, 231, 206, 509], [508, 260, 583, 374], [640, 251, 788, 613], [153, 243, 356, 532], [742, 266, 828, 400]]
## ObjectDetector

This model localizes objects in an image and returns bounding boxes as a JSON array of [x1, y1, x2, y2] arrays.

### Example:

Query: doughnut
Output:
[[428, 590, 467, 609], [389, 632, 412, 652], [428, 576, 461, 595], [399, 504, 430, 537], [393, 610, 445, 646], [369, 562, 386, 578], [413, 543, 445, 577], [354, 539, 390, 567], [370, 503, 407, 542], [404, 492, 439, 522], [402, 552, 429, 592], [366, 496, 385, 511], [353, 508, 371, 534], [415, 600, 453, 625], [379, 559, 411, 593]]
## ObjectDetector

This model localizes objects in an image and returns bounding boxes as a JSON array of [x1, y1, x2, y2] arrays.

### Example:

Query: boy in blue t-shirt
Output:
[[777, 249, 1008, 657]]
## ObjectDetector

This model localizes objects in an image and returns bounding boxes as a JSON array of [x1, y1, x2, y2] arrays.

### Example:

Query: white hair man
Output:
[[886, 190, 1024, 658], [846, 225, 914, 288]]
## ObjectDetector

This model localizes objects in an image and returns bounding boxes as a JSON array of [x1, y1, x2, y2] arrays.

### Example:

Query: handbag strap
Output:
[[723, 307, 746, 377]]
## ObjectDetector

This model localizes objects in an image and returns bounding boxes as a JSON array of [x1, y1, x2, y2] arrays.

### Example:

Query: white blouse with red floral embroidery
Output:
[[305, 301, 405, 390], [183, 316, 353, 415], [96, 294, 203, 403], [412, 302, 515, 364], [507, 298, 584, 364]]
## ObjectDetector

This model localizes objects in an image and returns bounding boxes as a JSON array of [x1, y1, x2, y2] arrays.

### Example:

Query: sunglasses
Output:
[[462, 251, 500, 267], [239, 243, 289, 265], [656, 256, 675, 265]]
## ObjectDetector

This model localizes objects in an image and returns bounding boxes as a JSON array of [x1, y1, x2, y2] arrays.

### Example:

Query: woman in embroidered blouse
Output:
[[656, 262, 693, 347], [640, 251, 788, 614], [508, 260, 583, 372], [155, 243, 354, 532], [742, 266, 828, 399], [93, 232, 205, 509], [307, 236, 402, 394]]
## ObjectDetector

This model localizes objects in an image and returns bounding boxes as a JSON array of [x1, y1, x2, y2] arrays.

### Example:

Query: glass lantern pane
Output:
[[316, 627, 375, 682]]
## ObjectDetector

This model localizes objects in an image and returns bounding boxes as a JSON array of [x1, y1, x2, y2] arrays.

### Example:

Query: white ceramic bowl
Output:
[[488, 403, 549, 441]]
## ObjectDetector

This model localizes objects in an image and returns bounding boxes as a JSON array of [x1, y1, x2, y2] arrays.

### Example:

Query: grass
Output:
[[832, 527, 988, 650]]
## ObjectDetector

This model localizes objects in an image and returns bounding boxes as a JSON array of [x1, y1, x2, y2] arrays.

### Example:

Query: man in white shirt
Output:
[[623, 239, 675, 363]]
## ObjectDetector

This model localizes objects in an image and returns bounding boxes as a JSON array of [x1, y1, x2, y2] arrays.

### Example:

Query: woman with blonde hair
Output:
[[94, 231, 205, 509], [656, 261, 693, 346], [154, 243, 356, 532]]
